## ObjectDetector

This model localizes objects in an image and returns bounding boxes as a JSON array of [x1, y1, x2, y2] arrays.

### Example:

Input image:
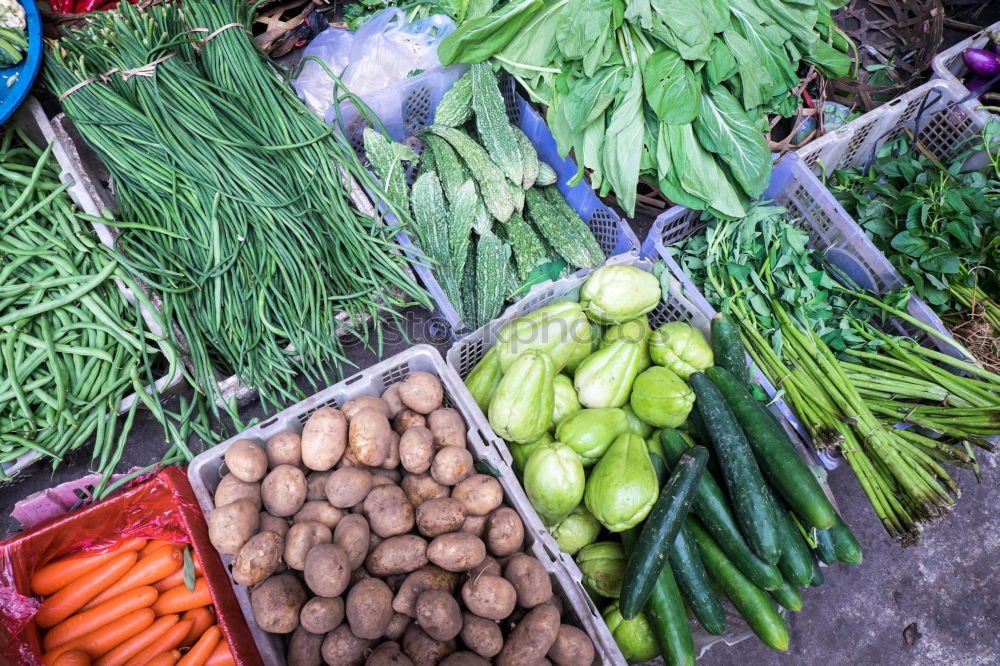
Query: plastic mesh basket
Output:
[[930, 19, 1000, 122]]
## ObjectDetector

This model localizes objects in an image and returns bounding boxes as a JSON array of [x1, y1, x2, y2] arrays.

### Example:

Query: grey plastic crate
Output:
[[930, 20, 1000, 122], [187, 344, 623, 666]]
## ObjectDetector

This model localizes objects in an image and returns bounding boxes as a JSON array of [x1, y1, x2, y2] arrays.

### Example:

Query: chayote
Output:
[[622, 403, 654, 439], [576, 542, 626, 598], [510, 431, 553, 474], [555, 408, 629, 466], [489, 349, 554, 443], [552, 374, 582, 427], [523, 440, 585, 526], [602, 317, 652, 370], [630, 366, 695, 428], [649, 321, 714, 379], [465, 345, 504, 411], [585, 433, 659, 532], [573, 338, 644, 409], [550, 505, 602, 555], [563, 322, 602, 374], [602, 601, 660, 662], [495, 302, 592, 372], [580, 265, 661, 324]]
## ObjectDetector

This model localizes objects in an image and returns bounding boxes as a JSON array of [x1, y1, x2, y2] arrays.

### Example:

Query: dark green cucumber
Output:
[[690, 373, 781, 565], [766, 488, 814, 588], [810, 557, 825, 587], [813, 527, 837, 565], [670, 521, 726, 635], [659, 430, 782, 591], [689, 520, 790, 651], [711, 312, 750, 385], [705, 366, 837, 531], [769, 579, 803, 612], [685, 409, 725, 483], [621, 446, 709, 619], [830, 515, 863, 564]]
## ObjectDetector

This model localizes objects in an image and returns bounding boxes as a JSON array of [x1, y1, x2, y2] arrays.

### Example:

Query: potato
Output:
[[326, 468, 374, 508], [366, 535, 429, 576], [251, 574, 306, 634], [415, 589, 462, 641], [460, 612, 503, 659], [293, 501, 344, 530], [346, 577, 395, 640], [349, 408, 393, 467], [398, 427, 435, 474], [301, 407, 347, 471], [262, 464, 308, 517], [322, 624, 372, 666], [430, 447, 474, 486], [392, 409, 426, 434], [225, 439, 268, 483], [307, 470, 333, 500], [392, 565, 459, 617], [401, 474, 448, 507], [401, 625, 456, 665], [366, 641, 414, 666], [343, 395, 392, 421], [496, 604, 561, 666], [333, 514, 371, 570], [398, 371, 444, 414], [284, 521, 333, 570], [427, 408, 466, 449], [415, 498, 466, 538], [266, 431, 302, 468], [259, 511, 290, 538], [385, 612, 412, 642], [288, 626, 324, 666], [368, 533, 384, 555], [469, 556, 502, 579], [232, 531, 283, 585], [208, 499, 258, 556], [547, 625, 595, 666], [364, 485, 415, 538], [460, 575, 517, 621], [440, 652, 490, 666], [214, 474, 261, 510], [382, 384, 404, 418], [504, 554, 553, 608], [380, 431, 401, 470], [304, 543, 351, 597], [427, 533, 486, 573], [300, 596, 344, 635], [451, 475, 503, 516], [486, 508, 524, 557], [369, 468, 402, 485], [460, 513, 489, 539]]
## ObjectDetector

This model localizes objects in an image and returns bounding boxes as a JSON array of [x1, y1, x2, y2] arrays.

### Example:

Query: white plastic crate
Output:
[[930, 20, 1000, 122]]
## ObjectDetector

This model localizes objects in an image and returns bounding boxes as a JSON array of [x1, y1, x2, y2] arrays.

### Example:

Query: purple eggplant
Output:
[[963, 48, 1000, 78], [965, 77, 991, 98]]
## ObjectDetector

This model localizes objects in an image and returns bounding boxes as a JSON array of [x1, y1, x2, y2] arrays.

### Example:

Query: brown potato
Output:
[[288, 626, 324, 666], [430, 447, 474, 486], [486, 508, 524, 557], [380, 431, 401, 470], [266, 431, 302, 468], [300, 596, 344, 635], [262, 464, 308, 517], [322, 624, 372, 666], [451, 475, 503, 516], [349, 408, 393, 467], [225, 439, 268, 483], [398, 371, 444, 414], [208, 499, 258, 556], [504, 554, 553, 608], [460, 575, 517, 621], [343, 395, 391, 422], [401, 474, 449, 507], [496, 604, 561, 666], [301, 407, 347, 471], [232, 531, 283, 586], [369, 468, 402, 485], [364, 485, 415, 538], [214, 474, 261, 510], [415, 498, 466, 538], [385, 612, 412, 642], [326, 468, 374, 508], [307, 470, 333, 500], [251, 574, 306, 634], [398, 427, 435, 474], [304, 542, 351, 597], [469, 556, 502, 579], [333, 514, 371, 570], [351, 566, 374, 588], [366, 535, 429, 576], [381, 384, 404, 418], [346, 577, 395, 640], [415, 589, 462, 641], [460, 612, 503, 659], [392, 565, 459, 617], [547, 625, 595, 665], [440, 652, 490, 666], [427, 533, 486, 573], [401, 625, 456, 665], [294, 501, 344, 530], [284, 521, 333, 570], [368, 533, 384, 555], [460, 513, 489, 539], [366, 641, 413, 666], [259, 511, 290, 538], [392, 409, 426, 434], [426, 408, 466, 449]]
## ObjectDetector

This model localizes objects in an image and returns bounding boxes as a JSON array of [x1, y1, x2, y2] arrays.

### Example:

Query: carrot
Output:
[[152, 557, 201, 593], [31, 539, 147, 596], [204, 640, 234, 666], [121, 620, 192, 666], [37, 551, 139, 628], [152, 579, 210, 616], [180, 608, 214, 647], [44, 586, 158, 651], [93, 615, 180, 666], [85, 547, 182, 609], [139, 540, 175, 558], [143, 651, 181, 666], [52, 650, 92, 666], [176, 626, 220, 666], [42, 608, 155, 665]]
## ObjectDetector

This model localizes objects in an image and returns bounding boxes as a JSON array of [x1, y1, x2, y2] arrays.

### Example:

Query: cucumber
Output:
[[689, 520, 790, 652], [768, 490, 815, 588], [768, 579, 803, 612], [659, 430, 782, 591], [710, 312, 750, 385], [705, 366, 837, 531], [424, 125, 514, 223], [810, 557, 825, 587], [671, 521, 726, 635], [690, 373, 781, 565], [620, 446, 708, 619], [470, 62, 523, 185], [813, 527, 837, 565], [830, 515, 863, 564]]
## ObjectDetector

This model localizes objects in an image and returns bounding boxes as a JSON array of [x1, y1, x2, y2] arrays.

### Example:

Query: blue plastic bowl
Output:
[[0, 0, 42, 126]]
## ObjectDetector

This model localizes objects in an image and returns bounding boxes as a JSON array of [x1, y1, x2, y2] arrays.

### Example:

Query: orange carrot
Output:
[[204, 640, 234, 666], [121, 620, 192, 666], [180, 608, 214, 647], [139, 540, 174, 558], [52, 650, 92, 666], [176, 626, 220, 666], [151, 579, 210, 616], [44, 586, 158, 651], [143, 651, 181, 666], [31, 539, 147, 596], [152, 555, 200, 593], [85, 547, 182, 609], [93, 615, 179, 666], [36, 552, 139, 628], [42, 608, 155, 665]]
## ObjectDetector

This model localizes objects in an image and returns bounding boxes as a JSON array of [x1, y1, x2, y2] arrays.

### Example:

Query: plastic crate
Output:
[[187, 344, 623, 666], [930, 20, 1000, 122]]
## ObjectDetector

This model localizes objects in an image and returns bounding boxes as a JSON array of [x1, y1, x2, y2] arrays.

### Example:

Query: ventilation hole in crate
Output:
[[261, 416, 278, 429], [588, 210, 618, 255], [841, 120, 875, 166], [382, 363, 411, 387], [501, 76, 521, 125], [404, 87, 433, 136], [459, 338, 486, 377], [348, 116, 370, 161], [802, 150, 821, 170], [922, 110, 974, 161], [659, 214, 704, 248]]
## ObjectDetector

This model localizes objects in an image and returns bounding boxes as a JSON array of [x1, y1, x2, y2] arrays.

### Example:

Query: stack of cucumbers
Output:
[[363, 62, 605, 330]]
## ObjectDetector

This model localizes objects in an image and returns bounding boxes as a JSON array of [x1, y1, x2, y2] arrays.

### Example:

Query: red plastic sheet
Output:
[[0, 467, 263, 666]]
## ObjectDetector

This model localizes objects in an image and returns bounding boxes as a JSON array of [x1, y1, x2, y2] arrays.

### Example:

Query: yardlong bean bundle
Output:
[[44, 0, 431, 413]]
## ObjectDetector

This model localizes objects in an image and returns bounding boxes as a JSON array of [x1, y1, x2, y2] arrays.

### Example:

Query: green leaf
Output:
[[805, 38, 852, 78], [643, 50, 701, 125], [438, 0, 545, 65], [562, 66, 623, 130], [555, 0, 612, 63], [668, 123, 746, 218], [602, 69, 645, 215], [694, 88, 771, 198], [722, 30, 771, 109], [890, 230, 928, 258], [706, 37, 738, 85], [919, 248, 960, 274], [183, 547, 196, 592], [649, 0, 713, 61], [496, 0, 570, 78]]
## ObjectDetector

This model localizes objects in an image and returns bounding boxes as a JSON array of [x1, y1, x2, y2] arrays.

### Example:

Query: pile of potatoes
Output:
[[207, 370, 596, 666]]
